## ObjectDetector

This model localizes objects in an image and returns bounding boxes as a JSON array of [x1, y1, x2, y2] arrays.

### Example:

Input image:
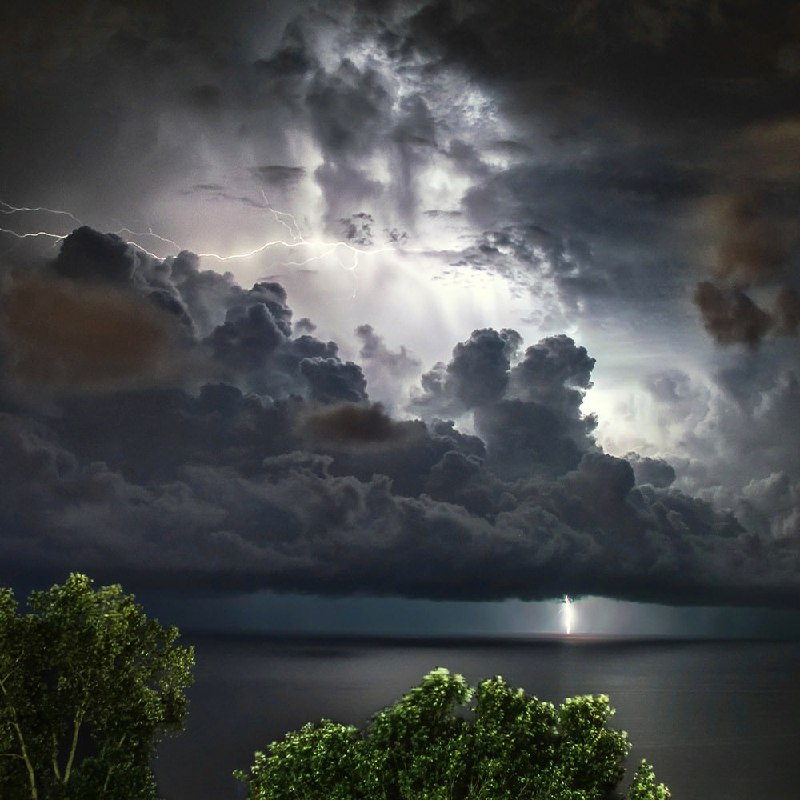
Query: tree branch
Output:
[[52, 733, 62, 781], [102, 733, 127, 793], [63, 705, 85, 784], [0, 672, 38, 800]]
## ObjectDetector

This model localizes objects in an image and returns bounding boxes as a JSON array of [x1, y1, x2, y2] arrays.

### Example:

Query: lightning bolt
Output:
[[1, 200, 83, 227], [0, 201, 81, 249], [0, 194, 397, 280], [562, 595, 575, 636], [111, 225, 184, 254]]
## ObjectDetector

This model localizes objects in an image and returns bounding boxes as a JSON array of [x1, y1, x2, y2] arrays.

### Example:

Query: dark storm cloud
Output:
[[413, 328, 521, 415], [3, 0, 800, 610], [299, 357, 368, 405], [249, 13, 448, 231], [0, 275, 183, 392], [3, 0, 796, 316], [392, 0, 800, 119], [297, 410, 483, 498], [2, 398, 775, 606], [1, 230, 799, 606], [0, 228, 352, 405], [302, 58, 393, 224], [0, 1, 218, 206], [713, 366, 800, 484], [51, 229, 195, 333], [457, 154, 707, 314], [299, 403, 398, 445], [251, 165, 307, 188], [207, 282, 292, 373], [339, 0, 800, 347], [694, 282, 774, 347], [445, 328, 520, 408], [694, 281, 800, 347], [209, 301, 287, 371], [625, 453, 677, 489], [775, 287, 800, 334], [54, 226, 141, 284], [446, 225, 571, 293], [412, 331, 598, 480], [690, 190, 800, 345], [307, 60, 390, 155], [0, 0, 163, 96], [169, 251, 237, 337], [508, 335, 595, 415], [475, 401, 586, 480], [713, 194, 796, 285], [253, 16, 319, 79], [184, 83, 223, 110]]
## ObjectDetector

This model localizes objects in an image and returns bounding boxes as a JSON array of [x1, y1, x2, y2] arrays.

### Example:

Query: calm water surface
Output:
[[154, 635, 800, 800]]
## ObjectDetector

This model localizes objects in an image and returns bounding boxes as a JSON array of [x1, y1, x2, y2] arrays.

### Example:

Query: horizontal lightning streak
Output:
[[0, 200, 83, 227], [0, 196, 396, 272]]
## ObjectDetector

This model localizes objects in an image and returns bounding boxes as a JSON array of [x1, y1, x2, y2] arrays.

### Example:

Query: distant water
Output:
[[153, 634, 800, 800]]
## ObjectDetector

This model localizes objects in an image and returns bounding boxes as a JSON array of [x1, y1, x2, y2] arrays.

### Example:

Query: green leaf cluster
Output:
[[0, 573, 194, 800], [235, 667, 671, 800]]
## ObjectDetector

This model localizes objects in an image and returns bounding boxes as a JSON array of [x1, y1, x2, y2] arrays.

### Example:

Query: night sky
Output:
[[2, 0, 800, 636]]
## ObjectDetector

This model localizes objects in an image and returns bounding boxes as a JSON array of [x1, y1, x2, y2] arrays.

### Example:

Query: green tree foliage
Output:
[[235, 666, 671, 800], [0, 573, 194, 800], [627, 760, 671, 800]]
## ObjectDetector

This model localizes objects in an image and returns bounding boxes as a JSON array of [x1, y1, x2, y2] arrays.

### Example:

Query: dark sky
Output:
[[2, 0, 800, 635]]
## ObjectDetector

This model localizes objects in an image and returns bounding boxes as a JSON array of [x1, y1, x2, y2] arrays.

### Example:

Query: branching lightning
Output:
[[1, 200, 83, 227], [111, 225, 184, 254], [0, 201, 81, 248], [0, 193, 395, 276]]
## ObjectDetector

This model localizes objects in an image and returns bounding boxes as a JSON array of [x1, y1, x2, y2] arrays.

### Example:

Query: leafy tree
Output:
[[235, 667, 670, 800], [627, 760, 671, 800], [0, 573, 194, 800]]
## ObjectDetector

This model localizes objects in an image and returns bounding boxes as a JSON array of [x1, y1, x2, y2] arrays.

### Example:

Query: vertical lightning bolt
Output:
[[562, 595, 574, 635]]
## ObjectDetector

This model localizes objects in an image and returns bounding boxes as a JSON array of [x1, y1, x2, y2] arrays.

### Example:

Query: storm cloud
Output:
[[0, 228, 797, 608], [1, 1, 800, 613]]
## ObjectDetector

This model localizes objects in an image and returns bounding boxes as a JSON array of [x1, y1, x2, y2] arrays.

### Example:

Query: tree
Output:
[[627, 760, 671, 800], [0, 573, 194, 800], [235, 666, 671, 800]]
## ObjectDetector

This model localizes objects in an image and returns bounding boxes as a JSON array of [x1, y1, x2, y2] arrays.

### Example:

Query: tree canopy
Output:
[[0, 573, 194, 800], [235, 666, 671, 800]]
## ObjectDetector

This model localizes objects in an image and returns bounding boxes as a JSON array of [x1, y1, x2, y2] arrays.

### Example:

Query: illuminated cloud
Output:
[[1, 0, 799, 615], [0, 228, 795, 609]]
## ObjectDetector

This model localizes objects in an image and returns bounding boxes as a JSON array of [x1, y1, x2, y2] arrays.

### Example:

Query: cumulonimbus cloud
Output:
[[1, 227, 798, 608]]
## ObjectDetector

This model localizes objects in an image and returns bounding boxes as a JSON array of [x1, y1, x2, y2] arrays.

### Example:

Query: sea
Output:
[[152, 634, 800, 800]]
